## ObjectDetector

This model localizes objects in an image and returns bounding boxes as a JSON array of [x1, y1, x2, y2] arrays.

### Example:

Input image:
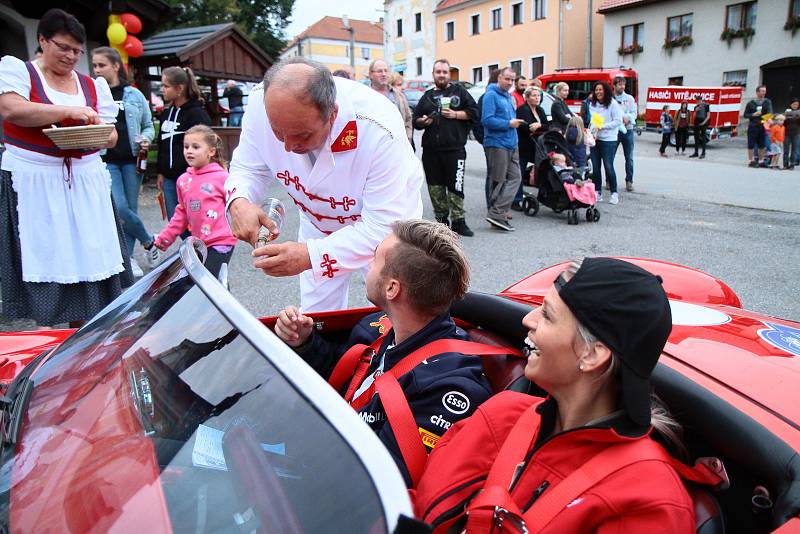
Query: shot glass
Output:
[[256, 198, 286, 247]]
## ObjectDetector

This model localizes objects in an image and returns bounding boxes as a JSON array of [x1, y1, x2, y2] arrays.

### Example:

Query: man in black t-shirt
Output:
[[413, 59, 479, 236], [690, 95, 710, 159], [743, 84, 773, 167], [223, 80, 244, 127]]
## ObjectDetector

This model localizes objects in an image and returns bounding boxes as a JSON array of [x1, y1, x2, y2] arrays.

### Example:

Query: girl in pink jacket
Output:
[[154, 125, 236, 276]]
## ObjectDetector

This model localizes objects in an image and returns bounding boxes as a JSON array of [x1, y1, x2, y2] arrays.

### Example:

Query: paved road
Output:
[[2, 131, 798, 332]]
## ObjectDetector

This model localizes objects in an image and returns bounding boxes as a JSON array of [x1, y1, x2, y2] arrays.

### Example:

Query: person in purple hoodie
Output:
[[154, 125, 236, 276]]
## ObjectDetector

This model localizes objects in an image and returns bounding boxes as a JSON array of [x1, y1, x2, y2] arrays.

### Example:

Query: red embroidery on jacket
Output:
[[288, 196, 361, 226], [320, 254, 339, 278], [276, 170, 358, 211], [225, 187, 237, 202]]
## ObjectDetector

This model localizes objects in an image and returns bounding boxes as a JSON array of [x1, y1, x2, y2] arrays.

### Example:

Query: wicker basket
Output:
[[42, 124, 115, 150]]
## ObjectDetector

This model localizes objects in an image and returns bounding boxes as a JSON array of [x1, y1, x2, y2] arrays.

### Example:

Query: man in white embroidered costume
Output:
[[225, 58, 424, 311]]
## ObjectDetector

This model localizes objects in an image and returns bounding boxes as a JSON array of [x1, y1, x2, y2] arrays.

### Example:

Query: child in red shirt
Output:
[[769, 115, 785, 169]]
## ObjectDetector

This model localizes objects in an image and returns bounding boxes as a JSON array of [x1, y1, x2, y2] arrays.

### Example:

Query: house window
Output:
[[445, 21, 455, 41], [472, 66, 483, 84], [397, 19, 403, 37], [533, 0, 546, 20], [491, 8, 503, 30], [722, 69, 748, 87], [471, 14, 481, 35], [725, 2, 757, 31], [530, 56, 544, 78], [621, 22, 644, 53], [361, 47, 370, 60], [668, 76, 684, 85], [416, 57, 423, 76], [487, 63, 499, 77], [792, 0, 800, 18], [667, 13, 692, 41], [415, 13, 422, 32], [512, 2, 523, 25], [510, 60, 522, 75]]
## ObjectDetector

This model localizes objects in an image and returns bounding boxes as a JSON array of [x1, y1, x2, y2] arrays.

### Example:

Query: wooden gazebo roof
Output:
[[137, 23, 273, 82]]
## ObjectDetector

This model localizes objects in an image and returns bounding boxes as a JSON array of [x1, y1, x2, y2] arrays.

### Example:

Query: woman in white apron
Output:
[[0, 8, 132, 327]]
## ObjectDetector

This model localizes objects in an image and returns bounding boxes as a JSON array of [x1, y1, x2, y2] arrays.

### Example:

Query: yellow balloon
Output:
[[108, 14, 121, 25], [107, 23, 127, 45]]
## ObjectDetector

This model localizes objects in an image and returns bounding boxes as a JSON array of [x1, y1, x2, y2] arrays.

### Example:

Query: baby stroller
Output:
[[522, 130, 600, 225]]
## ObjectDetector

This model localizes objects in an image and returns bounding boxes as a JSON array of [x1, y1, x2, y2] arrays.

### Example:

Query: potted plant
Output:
[[785, 16, 800, 36], [720, 27, 755, 48], [617, 44, 644, 56], [662, 35, 693, 54]]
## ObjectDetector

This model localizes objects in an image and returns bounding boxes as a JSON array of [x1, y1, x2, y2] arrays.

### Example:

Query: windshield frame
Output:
[[177, 238, 413, 530]]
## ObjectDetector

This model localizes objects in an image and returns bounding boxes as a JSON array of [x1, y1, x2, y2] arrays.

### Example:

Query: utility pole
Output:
[[558, 0, 572, 68], [342, 15, 356, 69], [585, 0, 593, 67], [558, 0, 564, 68]]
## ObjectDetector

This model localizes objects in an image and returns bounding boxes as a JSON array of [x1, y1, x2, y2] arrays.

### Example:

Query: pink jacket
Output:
[[155, 162, 236, 250]]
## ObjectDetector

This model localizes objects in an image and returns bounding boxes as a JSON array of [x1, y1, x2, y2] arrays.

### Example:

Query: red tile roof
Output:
[[285, 16, 384, 49], [597, 0, 664, 14], [435, 0, 475, 13]]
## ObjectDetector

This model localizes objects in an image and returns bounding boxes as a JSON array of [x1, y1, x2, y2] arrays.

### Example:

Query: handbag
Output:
[[583, 129, 596, 147]]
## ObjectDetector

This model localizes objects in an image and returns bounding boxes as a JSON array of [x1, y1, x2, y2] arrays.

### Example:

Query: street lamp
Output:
[[342, 15, 356, 69]]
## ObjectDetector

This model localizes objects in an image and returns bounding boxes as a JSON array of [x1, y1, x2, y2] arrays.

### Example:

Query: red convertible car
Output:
[[0, 239, 798, 533]]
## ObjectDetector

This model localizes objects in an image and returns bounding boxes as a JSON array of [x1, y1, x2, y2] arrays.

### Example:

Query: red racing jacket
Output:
[[414, 391, 720, 533]]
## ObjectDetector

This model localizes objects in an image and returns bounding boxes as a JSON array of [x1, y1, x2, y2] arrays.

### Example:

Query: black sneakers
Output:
[[450, 219, 474, 237], [486, 216, 514, 231]]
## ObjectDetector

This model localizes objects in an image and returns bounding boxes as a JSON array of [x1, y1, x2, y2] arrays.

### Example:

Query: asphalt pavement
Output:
[[1, 131, 798, 332]]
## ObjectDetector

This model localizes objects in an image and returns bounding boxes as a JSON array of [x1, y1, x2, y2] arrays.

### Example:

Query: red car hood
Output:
[[663, 304, 800, 442], [0, 330, 74, 385]]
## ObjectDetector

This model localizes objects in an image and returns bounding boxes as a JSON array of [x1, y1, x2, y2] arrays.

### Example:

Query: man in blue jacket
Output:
[[274, 219, 492, 486], [481, 67, 525, 231]]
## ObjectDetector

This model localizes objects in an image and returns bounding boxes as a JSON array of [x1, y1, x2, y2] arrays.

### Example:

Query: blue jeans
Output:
[[590, 140, 618, 194], [617, 129, 635, 184], [229, 106, 244, 127], [108, 162, 151, 255], [785, 132, 800, 167]]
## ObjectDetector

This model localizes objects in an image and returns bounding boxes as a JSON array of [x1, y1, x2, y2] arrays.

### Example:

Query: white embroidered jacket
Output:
[[225, 77, 424, 282]]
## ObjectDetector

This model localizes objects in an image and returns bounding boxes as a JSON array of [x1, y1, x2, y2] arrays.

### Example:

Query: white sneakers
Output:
[[597, 193, 603, 203], [144, 237, 164, 268], [609, 192, 619, 205], [130, 258, 144, 278]]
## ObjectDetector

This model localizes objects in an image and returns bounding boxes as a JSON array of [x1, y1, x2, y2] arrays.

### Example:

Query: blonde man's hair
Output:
[[385, 219, 471, 314]]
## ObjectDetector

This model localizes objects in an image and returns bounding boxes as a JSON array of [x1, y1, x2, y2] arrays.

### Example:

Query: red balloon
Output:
[[120, 13, 143, 34], [122, 35, 144, 58]]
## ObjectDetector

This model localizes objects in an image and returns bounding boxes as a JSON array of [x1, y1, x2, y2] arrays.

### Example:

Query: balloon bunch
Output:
[[106, 13, 144, 65]]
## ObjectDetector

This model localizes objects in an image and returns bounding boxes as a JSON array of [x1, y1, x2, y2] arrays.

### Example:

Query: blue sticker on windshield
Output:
[[758, 321, 800, 357]]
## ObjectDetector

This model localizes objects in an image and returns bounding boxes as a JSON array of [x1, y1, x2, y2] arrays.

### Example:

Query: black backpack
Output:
[[473, 93, 485, 145]]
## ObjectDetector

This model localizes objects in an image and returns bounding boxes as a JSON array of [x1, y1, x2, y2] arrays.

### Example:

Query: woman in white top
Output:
[[587, 82, 623, 205], [0, 8, 132, 327]]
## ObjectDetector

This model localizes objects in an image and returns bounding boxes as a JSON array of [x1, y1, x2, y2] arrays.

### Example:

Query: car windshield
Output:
[[546, 80, 595, 101], [0, 243, 407, 532]]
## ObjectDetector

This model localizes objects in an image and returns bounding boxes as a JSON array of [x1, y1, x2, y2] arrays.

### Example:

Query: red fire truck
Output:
[[539, 67, 638, 114], [645, 86, 744, 141]]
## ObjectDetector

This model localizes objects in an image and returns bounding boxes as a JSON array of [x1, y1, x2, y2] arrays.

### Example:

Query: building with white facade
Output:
[[281, 17, 384, 80], [384, 0, 438, 78], [598, 0, 800, 112]]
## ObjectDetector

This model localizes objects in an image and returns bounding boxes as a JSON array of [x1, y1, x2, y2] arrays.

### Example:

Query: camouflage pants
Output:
[[422, 148, 466, 222]]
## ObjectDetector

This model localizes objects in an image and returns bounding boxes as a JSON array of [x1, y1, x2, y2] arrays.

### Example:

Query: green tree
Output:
[[164, 0, 294, 59]]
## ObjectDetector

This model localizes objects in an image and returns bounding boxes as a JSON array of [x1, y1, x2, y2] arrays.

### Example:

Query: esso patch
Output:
[[442, 391, 470, 415], [669, 300, 731, 327]]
